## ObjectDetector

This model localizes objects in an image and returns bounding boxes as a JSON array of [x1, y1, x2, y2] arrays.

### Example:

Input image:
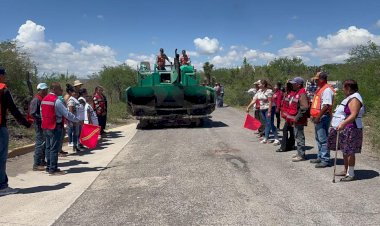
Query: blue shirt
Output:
[[52, 94, 80, 123]]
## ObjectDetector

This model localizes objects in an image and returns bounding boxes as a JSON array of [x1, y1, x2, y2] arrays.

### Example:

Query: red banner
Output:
[[243, 114, 261, 131], [80, 124, 101, 149]]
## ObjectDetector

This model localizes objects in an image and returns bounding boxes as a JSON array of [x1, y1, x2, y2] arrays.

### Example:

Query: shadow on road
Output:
[[66, 166, 110, 174], [203, 119, 229, 128], [136, 118, 229, 130], [58, 160, 89, 167], [102, 131, 123, 139], [356, 170, 379, 180], [18, 182, 71, 194]]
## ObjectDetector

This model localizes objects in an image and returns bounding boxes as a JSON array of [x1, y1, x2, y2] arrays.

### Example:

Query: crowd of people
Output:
[[246, 72, 364, 182], [0, 67, 108, 196]]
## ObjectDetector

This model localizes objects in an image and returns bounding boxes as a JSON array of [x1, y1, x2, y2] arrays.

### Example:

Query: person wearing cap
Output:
[[309, 72, 335, 168], [285, 77, 310, 162], [0, 68, 31, 196], [29, 83, 49, 171], [41, 82, 81, 175], [73, 80, 83, 93], [156, 48, 171, 70]]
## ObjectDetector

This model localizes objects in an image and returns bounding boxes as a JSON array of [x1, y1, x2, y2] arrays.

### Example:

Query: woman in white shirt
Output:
[[78, 89, 98, 126], [67, 85, 84, 152], [247, 80, 280, 145]]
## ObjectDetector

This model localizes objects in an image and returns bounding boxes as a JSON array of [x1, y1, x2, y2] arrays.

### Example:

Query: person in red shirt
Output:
[[93, 86, 108, 135], [273, 82, 283, 129], [179, 50, 190, 65], [156, 48, 172, 70]]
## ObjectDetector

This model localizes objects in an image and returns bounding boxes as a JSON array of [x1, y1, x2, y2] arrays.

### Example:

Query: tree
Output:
[[98, 64, 137, 102], [346, 41, 380, 64], [0, 40, 37, 104], [203, 62, 214, 85]]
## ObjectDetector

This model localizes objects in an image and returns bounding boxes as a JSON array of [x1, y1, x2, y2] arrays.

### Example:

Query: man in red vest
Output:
[[30, 83, 49, 171], [156, 48, 172, 70], [41, 82, 81, 175], [309, 72, 335, 168], [0, 68, 31, 196], [287, 77, 310, 162]]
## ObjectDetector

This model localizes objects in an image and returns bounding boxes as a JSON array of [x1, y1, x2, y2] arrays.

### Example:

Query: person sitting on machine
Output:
[[156, 48, 172, 70]]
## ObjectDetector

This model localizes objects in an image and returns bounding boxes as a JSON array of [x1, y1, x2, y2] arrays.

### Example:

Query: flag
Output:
[[80, 124, 101, 149], [243, 114, 261, 131]]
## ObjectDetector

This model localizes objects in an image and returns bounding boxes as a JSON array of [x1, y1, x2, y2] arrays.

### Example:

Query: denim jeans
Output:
[[68, 124, 81, 147], [44, 124, 63, 172], [294, 125, 305, 156], [33, 124, 46, 167], [261, 106, 278, 140], [314, 114, 331, 163], [0, 127, 9, 189], [67, 126, 73, 143]]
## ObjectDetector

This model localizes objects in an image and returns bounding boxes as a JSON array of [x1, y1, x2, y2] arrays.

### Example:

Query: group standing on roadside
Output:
[[0, 67, 109, 196], [246, 71, 365, 182]]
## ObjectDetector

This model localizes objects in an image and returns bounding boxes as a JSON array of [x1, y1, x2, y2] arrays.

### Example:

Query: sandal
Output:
[[340, 176, 355, 182]]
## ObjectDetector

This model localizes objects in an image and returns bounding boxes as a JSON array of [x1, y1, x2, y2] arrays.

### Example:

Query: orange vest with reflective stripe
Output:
[[41, 93, 58, 129], [310, 84, 334, 117], [0, 83, 7, 125]]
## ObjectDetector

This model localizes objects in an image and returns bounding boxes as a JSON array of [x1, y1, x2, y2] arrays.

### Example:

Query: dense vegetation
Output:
[[1, 40, 379, 151]]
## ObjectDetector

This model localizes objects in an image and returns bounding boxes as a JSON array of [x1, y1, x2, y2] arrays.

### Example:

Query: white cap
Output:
[[78, 97, 86, 102], [37, 83, 48, 90]]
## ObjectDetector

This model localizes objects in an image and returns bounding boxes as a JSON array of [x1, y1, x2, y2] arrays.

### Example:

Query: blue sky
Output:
[[1, 0, 380, 77]]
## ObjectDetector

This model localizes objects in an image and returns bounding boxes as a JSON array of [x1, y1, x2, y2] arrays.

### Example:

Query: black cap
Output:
[[0, 68, 6, 75]]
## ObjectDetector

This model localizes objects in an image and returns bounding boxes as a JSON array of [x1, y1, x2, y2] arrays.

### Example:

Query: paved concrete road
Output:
[[2, 107, 380, 225], [53, 107, 379, 225]]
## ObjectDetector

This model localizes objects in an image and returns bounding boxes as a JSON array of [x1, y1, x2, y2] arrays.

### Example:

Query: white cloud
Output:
[[291, 15, 298, 20], [15, 20, 119, 77], [125, 59, 139, 69], [278, 40, 313, 57], [286, 33, 295, 40], [210, 46, 276, 68], [376, 19, 380, 28], [194, 37, 221, 55], [97, 15, 104, 20], [314, 26, 380, 63], [125, 53, 157, 69]]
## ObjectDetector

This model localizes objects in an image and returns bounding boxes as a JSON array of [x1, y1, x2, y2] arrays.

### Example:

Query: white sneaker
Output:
[[68, 142, 73, 147], [260, 139, 268, 144], [273, 139, 280, 146], [0, 187, 19, 196]]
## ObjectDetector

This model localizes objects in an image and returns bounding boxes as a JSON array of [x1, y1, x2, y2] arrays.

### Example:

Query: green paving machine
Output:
[[125, 49, 216, 127]]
